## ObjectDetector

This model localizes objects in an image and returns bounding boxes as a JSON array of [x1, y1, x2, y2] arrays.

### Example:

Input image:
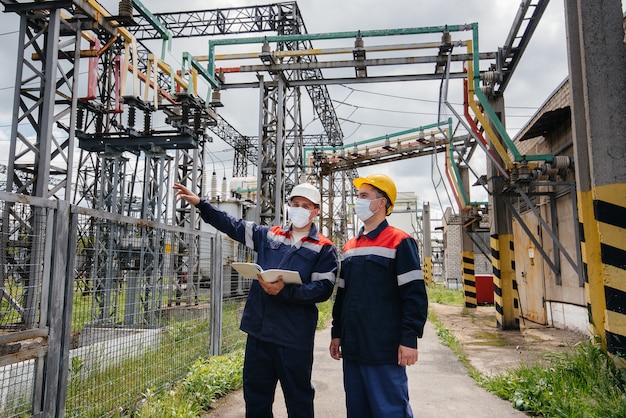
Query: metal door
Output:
[[512, 212, 547, 324]]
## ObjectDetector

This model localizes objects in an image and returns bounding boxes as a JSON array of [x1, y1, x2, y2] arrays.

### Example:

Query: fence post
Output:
[[210, 234, 224, 356], [43, 200, 74, 416]]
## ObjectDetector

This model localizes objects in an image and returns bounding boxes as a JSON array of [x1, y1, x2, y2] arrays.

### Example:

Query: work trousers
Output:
[[342, 359, 413, 418], [243, 335, 315, 418]]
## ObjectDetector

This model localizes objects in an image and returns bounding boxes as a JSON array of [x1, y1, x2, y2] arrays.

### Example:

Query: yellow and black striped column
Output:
[[565, 0, 626, 361], [485, 94, 519, 330], [423, 256, 433, 286], [462, 251, 476, 308], [460, 207, 477, 308], [422, 202, 433, 285], [491, 233, 520, 330], [593, 187, 626, 361], [577, 189, 605, 347]]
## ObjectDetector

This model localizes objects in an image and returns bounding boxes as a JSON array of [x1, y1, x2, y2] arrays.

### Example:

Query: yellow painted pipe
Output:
[[464, 40, 513, 169]]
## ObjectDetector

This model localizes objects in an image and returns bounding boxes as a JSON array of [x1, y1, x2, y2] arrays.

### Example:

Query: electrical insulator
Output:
[[118, 0, 133, 20], [222, 176, 228, 200], [181, 104, 189, 126], [554, 155, 571, 169], [519, 163, 532, 182], [96, 113, 103, 133], [128, 106, 136, 128], [442, 32, 451, 44], [211, 171, 218, 202], [76, 108, 84, 129], [354, 36, 364, 49], [210, 90, 223, 107], [143, 111, 151, 133], [262, 40, 271, 54], [194, 111, 201, 131]]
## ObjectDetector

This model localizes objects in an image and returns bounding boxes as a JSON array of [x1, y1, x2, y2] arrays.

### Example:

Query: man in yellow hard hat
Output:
[[329, 173, 428, 417]]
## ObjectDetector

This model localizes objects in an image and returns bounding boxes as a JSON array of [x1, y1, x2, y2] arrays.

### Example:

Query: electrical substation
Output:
[[0, 1, 625, 415]]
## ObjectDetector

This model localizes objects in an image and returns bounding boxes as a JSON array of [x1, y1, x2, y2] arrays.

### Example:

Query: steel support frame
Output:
[[319, 170, 357, 248], [256, 76, 284, 225], [73, 43, 126, 209], [92, 152, 127, 324], [2, 6, 82, 328], [5, 8, 79, 199], [131, 2, 301, 40], [210, 234, 223, 357], [172, 147, 202, 305], [137, 151, 170, 325], [501, 181, 583, 286]]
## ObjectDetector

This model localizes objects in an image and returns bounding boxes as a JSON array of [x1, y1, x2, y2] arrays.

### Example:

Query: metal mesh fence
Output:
[[0, 197, 54, 417], [218, 235, 255, 354], [0, 193, 251, 417]]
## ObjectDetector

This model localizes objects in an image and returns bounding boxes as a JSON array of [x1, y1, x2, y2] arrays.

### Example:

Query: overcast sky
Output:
[[0, 0, 583, 217]]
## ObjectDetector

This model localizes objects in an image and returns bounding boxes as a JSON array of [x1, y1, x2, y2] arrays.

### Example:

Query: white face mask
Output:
[[289, 206, 312, 228], [354, 197, 380, 222]]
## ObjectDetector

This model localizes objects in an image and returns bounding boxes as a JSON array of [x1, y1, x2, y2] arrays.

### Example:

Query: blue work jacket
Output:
[[197, 200, 338, 350], [331, 220, 428, 364]]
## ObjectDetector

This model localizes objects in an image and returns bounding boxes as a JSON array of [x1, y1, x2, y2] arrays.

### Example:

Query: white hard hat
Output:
[[288, 183, 321, 205]]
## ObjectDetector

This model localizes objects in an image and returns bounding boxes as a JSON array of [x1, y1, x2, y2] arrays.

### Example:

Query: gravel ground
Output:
[[429, 302, 590, 377]]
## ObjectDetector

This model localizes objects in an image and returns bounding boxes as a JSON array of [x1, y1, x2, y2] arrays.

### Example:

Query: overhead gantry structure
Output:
[[209, 0, 586, 340], [0, 0, 351, 324], [204, 23, 491, 244], [0, 0, 550, 234], [0, 0, 552, 312], [1, 0, 585, 337]]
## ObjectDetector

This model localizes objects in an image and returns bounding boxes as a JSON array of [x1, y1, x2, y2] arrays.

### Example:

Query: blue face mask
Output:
[[354, 197, 380, 222], [289, 206, 312, 228]]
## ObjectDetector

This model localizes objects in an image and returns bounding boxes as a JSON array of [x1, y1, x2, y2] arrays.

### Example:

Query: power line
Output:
[[340, 85, 541, 110], [332, 99, 442, 116], [337, 117, 415, 130]]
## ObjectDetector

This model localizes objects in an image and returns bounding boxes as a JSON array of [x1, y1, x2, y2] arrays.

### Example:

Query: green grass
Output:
[[128, 350, 245, 418], [427, 282, 464, 306], [65, 318, 213, 417], [317, 298, 333, 329], [64, 297, 248, 416], [127, 299, 334, 417], [221, 299, 248, 353], [429, 308, 484, 381], [480, 340, 626, 417]]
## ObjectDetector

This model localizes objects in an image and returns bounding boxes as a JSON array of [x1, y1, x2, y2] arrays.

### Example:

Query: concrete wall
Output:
[[443, 208, 491, 281]]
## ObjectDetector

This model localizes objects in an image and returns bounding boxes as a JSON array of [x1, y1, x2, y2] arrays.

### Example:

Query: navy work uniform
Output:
[[196, 200, 338, 418], [332, 219, 428, 418]]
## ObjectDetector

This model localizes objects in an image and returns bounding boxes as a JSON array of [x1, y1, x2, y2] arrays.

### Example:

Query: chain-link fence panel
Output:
[[0, 193, 251, 417]]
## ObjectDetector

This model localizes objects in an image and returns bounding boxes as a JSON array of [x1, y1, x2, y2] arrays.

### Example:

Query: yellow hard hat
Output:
[[353, 173, 396, 215]]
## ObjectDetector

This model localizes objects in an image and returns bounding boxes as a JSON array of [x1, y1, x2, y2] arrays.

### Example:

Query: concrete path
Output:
[[205, 321, 527, 417]]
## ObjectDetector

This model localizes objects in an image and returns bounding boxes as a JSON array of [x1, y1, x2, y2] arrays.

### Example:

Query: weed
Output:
[[317, 298, 334, 329], [480, 340, 626, 417]]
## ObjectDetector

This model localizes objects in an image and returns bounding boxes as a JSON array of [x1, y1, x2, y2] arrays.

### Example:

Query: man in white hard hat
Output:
[[174, 181, 338, 418]]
